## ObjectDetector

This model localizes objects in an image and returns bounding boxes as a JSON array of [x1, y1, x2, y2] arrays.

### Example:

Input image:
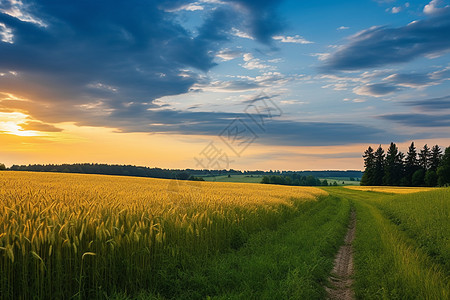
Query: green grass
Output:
[[319, 177, 360, 186], [326, 187, 449, 300], [110, 194, 350, 299], [201, 175, 264, 183]]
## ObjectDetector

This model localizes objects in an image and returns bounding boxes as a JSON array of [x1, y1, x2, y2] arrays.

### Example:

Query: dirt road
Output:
[[326, 208, 356, 300]]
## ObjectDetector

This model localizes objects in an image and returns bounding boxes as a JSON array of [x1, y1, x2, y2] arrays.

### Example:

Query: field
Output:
[[0, 172, 449, 299], [200, 174, 264, 183], [328, 186, 449, 299], [0, 171, 335, 299]]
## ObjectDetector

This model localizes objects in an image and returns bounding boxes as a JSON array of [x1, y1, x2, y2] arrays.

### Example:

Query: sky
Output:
[[0, 0, 449, 171]]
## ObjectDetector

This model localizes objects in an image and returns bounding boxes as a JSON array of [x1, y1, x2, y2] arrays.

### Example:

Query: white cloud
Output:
[[0, 23, 13, 43], [231, 28, 254, 40], [216, 49, 242, 61], [337, 26, 349, 30], [311, 53, 331, 61], [241, 53, 271, 70], [0, 0, 46, 27], [390, 6, 402, 13], [424, 0, 449, 14], [272, 35, 313, 44]]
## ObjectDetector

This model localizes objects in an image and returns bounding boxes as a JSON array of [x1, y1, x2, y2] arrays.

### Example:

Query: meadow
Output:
[[332, 186, 449, 299]]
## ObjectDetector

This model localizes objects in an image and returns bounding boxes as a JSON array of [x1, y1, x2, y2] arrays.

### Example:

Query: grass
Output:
[[328, 187, 449, 300], [345, 186, 436, 194], [200, 174, 263, 183], [112, 194, 350, 299]]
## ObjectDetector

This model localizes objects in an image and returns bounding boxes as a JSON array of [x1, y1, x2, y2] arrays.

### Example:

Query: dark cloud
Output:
[[379, 113, 450, 127], [402, 95, 450, 110], [0, 0, 286, 122], [20, 121, 63, 132], [0, 96, 402, 146], [321, 8, 450, 71], [354, 83, 401, 96], [384, 73, 436, 88]]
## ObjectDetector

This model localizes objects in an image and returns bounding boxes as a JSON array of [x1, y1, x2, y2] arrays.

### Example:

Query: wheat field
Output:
[[0, 171, 326, 298]]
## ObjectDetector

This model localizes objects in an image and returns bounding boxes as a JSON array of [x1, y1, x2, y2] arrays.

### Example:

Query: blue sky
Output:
[[0, 0, 449, 170]]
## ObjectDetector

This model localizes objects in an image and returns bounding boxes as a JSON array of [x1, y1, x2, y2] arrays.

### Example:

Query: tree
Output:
[[429, 145, 442, 172], [373, 145, 385, 186], [361, 146, 375, 186], [412, 169, 425, 186], [437, 147, 450, 186], [424, 170, 438, 187], [0, 163, 6, 170], [404, 142, 419, 186], [419, 144, 431, 170], [383, 142, 404, 186]]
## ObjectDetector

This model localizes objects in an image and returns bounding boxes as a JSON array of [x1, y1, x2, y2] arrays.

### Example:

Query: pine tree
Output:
[[383, 142, 404, 186], [404, 142, 419, 185], [429, 145, 442, 171], [373, 145, 385, 186], [361, 146, 375, 186], [419, 144, 431, 170], [437, 147, 450, 186]]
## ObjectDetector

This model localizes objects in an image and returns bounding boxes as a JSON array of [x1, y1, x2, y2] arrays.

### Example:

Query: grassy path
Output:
[[325, 187, 449, 300], [326, 208, 356, 300]]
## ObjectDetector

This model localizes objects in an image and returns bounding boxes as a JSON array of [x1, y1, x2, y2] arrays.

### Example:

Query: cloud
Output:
[[390, 6, 402, 13], [353, 83, 401, 96], [0, 0, 288, 137], [216, 48, 243, 61], [19, 120, 63, 132], [0, 22, 13, 43], [424, 0, 449, 15], [241, 53, 272, 70], [192, 72, 289, 92], [272, 35, 313, 44], [379, 113, 450, 127], [337, 26, 349, 30], [402, 95, 450, 110], [382, 73, 438, 88], [321, 9, 450, 71]]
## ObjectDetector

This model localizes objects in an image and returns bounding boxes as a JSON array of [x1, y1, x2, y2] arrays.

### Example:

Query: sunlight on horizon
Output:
[[0, 112, 41, 136]]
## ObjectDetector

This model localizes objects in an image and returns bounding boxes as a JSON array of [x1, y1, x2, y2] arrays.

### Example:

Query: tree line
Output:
[[361, 142, 450, 187], [261, 174, 332, 186], [6, 163, 204, 181]]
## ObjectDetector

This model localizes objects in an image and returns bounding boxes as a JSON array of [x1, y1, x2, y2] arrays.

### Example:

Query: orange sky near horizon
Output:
[[1, 111, 449, 171]]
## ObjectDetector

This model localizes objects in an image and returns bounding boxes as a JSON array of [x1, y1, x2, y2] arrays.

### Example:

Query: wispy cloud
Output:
[[272, 35, 313, 44]]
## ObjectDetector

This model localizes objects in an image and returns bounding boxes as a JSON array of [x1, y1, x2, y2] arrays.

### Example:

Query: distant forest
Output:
[[361, 142, 450, 187], [1, 163, 362, 184], [261, 174, 332, 186]]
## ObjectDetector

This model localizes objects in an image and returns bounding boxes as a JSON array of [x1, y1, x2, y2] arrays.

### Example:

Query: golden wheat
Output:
[[345, 186, 435, 194], [0, 171, 326, 298]]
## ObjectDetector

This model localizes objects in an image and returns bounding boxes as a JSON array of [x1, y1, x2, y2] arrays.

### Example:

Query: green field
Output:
[[202, 174, 361, 186], [201, 174, 264, 183], [0, 172, 448, 299]]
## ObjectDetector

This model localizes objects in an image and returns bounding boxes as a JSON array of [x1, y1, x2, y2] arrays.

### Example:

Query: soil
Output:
[[326, 208, 356, 300]]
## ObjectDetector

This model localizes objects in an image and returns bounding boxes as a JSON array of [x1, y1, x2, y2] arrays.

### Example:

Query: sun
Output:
[[0, 112, 41, 137]]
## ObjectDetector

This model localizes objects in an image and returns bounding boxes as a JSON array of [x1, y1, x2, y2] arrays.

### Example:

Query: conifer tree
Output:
[[404, 142, 419, 185], [373, 145, 385, 186], [419, 144, 431, 170], [361, 146, 375, 186], [383, 142, 404, 186], [429, 145, 442, 171], [437, 147, 450, 186]]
